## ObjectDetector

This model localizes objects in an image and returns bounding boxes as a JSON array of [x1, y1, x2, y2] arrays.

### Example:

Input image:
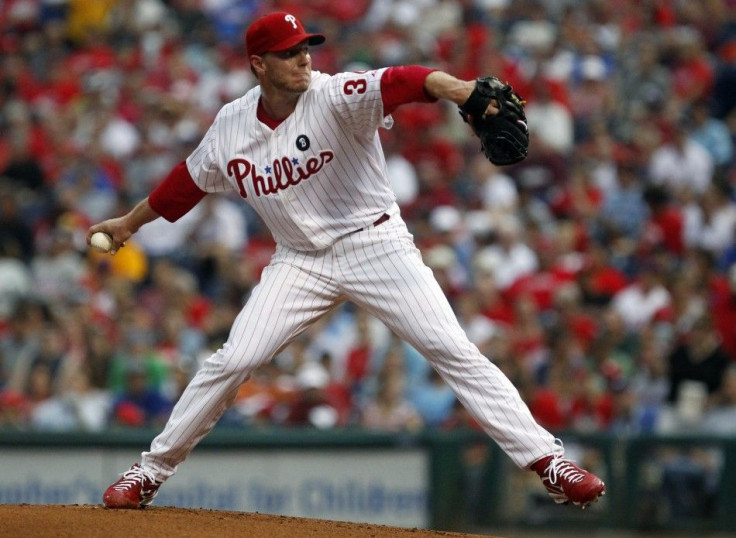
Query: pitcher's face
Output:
[[258, 41, 312, 94]]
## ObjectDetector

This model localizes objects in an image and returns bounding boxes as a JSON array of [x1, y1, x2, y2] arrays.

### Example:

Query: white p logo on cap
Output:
[[285, 14, 297, 29]]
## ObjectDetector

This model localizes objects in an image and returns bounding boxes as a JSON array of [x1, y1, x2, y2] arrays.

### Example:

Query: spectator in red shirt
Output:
[[549, 163, 603, 221], [577, 242, 629, 307], [472, 270, 515, 327], [713, 265, 736, 360], [345, 310, 372, 389], [641, 185, 685, 256], [553, 283, 600, 354], [670, 30, 715, 103], [685, 249, 736, 361]]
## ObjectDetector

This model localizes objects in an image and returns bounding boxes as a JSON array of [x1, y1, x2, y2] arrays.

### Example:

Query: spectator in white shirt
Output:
[[683, 182, 736, 256], [525, 77, 574, 155], [473, 217, 539, 291], [649, 119, 714, 195], [611, 261, 671, 331]]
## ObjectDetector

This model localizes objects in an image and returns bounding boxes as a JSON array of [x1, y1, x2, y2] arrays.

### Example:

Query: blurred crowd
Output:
[[1, 0, 735, 438]]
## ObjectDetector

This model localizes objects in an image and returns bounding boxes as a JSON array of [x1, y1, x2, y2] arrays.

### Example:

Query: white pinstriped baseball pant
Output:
[[142, 213, 560, 481]]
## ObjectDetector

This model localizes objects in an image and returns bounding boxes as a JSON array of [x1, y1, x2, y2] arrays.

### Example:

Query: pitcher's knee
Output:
[[419, 336, 479, 362], [204, 344, 263, 382]]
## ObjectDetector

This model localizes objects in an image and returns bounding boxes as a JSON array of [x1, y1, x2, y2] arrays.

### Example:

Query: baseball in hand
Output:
[[90, 232, 114, 253]]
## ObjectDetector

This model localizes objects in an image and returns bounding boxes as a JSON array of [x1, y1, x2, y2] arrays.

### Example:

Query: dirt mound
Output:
[[0, 505, 497, 537]]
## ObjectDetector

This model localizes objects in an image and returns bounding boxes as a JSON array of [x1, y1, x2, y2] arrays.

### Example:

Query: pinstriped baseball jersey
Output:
[[186, 69, 396, 251]]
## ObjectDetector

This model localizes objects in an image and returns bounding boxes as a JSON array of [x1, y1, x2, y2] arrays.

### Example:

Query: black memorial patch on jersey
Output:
[[296, 135, 310, 151]]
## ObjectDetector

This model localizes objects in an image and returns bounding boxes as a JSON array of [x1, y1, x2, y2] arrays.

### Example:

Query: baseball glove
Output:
[[459, 77, 529, 166]]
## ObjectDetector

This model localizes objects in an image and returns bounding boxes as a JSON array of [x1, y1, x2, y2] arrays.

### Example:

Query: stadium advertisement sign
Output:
[[0, 448, 428, 527]]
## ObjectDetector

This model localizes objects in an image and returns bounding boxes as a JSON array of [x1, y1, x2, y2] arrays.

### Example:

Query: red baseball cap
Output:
[[245, 12, 325, 57]]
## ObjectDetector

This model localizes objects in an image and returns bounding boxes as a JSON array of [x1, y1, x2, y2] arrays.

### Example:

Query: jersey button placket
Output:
[[269, 131, 302, 236]]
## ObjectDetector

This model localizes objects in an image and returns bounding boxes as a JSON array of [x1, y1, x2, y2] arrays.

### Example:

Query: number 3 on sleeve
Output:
[[343, 78, 367, 95]]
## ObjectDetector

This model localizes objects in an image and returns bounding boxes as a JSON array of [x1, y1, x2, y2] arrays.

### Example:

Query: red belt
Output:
[[354, 213, 389, 233], [371, 213, 390, 228]]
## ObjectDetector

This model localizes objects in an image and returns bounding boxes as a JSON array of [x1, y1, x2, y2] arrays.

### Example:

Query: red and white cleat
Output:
[[102, 463, 161, 509], [531, 454, 606, 508]]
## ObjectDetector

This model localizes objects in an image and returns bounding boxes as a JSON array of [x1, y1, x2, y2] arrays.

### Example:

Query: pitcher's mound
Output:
[[0, 505, 499, 537]]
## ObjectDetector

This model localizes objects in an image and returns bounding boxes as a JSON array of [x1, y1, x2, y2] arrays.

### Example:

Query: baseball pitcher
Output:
[[93, 12, 604, 511]]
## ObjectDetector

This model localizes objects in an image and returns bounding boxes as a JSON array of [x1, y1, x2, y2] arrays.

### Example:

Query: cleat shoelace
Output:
[[113, 467, 156, 492], [543, 457, 585, 487]]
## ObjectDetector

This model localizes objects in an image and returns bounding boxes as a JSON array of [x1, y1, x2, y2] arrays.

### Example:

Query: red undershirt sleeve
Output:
[[380, 65, 439, 116], [148, 161, 207, 222]]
